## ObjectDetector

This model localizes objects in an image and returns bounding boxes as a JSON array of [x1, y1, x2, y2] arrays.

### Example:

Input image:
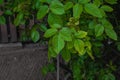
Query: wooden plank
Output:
[[29, 19, 34, 29], [18, 24, 25, 41], [9, 17, 17, 42], [0, 24, 8, 43]]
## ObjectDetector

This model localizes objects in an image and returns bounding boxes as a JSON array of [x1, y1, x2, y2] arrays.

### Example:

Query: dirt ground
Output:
[[0, 43, 55, 80]]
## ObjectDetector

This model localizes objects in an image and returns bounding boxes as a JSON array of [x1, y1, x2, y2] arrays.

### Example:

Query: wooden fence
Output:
[[0, 15, 34, 43]]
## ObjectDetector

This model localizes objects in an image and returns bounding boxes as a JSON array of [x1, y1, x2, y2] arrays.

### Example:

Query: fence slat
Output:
[[9, 17, 17, 42], [0, 24, 8, 43], [29, 19, 34, 29]]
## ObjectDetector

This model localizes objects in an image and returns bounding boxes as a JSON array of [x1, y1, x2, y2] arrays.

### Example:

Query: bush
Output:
[[0, 0, 120, 80]]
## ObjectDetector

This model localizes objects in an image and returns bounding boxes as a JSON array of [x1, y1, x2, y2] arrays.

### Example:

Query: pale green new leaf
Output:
[[95, 24, 104, 37], [52, 34, 65, 53], [44, 28, 57, 38], [73, 4, 83, 19], [85, 3, 102, 18], [50, 0, 65, 15], [105, 28, 117, 40], [37, 5, 49, 19], [75, 31, 87, 38], [59, 27, 72, 41], [85, 41, 92, 50], [74, 39, 85, 55]]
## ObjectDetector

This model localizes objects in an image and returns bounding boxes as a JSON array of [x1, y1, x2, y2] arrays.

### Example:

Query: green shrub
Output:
[[0, 0, 119, 79]]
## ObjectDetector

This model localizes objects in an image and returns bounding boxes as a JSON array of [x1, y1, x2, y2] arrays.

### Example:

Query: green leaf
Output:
[[48, 46, 57, 58], [59, 27, 72, 41], [4, 10, 13, 15], [105, 28, 117, 40], [51, 24, 62, 29], [105, 0, 117, 4], [99, 9, 106, 17], [95, 24, 104, 37], [64, 2, 73, 10], [48, 13, 63, 26], [85, 3, 102, 18], [74, 39, 85, 55], [102, 73, 116, 80], [85, 41, 92, 50], [44, 28, 57, 38], [101, 5, 113, 12], [0, 16, 6, 25], [31, 30, 40, 43], [93, 0, 101, 7], [117, 42, 120, 51], [52, 34, 65, 53], [41, 63, 55, 76], [78, 0, 90, 4], [47, 63, 55, 72], [41, 66, 49, 76], [37, 5, 49, 20], [40, 0, 51, 3], [88, 21, 97, 29], [61, 48, 71, 62], [72, 60, 82, 80], [67, 41, 74, 49], [101, 19, 113, 29], [39, 24, 48, 32], [14, 13, 24, 26], [75, 31, 87, 38], [50, 0, 65, 15], [73, 4, 83, 19], [0, 0, 3, 4], [86, 48, 94, 60]]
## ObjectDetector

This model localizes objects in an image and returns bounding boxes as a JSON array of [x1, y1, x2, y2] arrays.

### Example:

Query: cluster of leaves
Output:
[[0, 0, 119, 79]]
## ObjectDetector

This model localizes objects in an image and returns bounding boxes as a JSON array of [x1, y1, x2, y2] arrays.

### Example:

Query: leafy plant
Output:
[[0, 0, 119, 79]]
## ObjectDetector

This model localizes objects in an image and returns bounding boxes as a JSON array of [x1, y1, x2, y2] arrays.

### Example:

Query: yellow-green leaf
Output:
[[74, 39, 85, 55], [75, 31, 87, 38]]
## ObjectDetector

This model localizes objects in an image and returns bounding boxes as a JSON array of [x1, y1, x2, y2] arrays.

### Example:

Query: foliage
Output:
[[0, 0, 119, 79]]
